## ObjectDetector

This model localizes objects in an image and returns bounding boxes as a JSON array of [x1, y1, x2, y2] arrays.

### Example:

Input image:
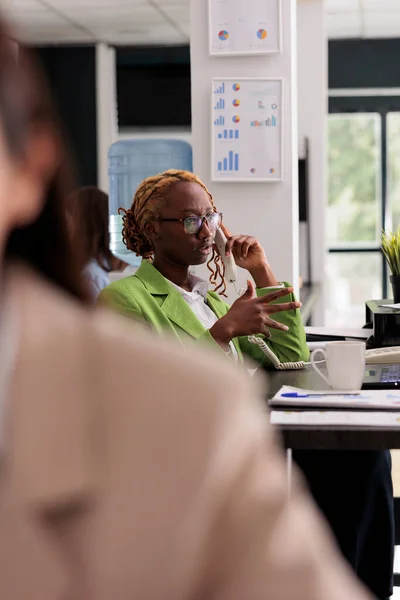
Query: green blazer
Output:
[[98, 260, 309, 369]]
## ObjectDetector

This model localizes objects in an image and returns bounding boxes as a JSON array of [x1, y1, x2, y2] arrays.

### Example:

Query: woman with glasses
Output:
[[98, 169, 308, 367]]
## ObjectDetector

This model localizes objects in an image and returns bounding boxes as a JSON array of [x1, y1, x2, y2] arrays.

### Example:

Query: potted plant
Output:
[[382, 229, 400, 302]]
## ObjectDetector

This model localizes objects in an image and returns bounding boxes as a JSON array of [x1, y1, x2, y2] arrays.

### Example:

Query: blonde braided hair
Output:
[[119, 169, 227, 295]]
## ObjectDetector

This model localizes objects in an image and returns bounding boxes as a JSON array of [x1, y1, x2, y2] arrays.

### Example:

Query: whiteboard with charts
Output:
[[211, 78, 283, 182], [208, 0, 281, 56]]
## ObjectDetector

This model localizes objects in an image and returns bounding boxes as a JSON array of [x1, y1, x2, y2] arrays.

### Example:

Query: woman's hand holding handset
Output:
[[209, 280, 301, 349], [218, 224, 278, 288]]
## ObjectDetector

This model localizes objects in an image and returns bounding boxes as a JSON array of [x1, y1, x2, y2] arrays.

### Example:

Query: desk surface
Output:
[[268, 367, 400, 450]]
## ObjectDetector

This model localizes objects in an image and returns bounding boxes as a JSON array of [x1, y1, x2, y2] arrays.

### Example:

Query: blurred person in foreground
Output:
[[69, 186, 127, 299], [0, 15, 374, 600]]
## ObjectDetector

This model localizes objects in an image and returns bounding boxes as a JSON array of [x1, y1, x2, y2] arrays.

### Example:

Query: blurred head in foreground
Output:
[[0, 23, 87, 301]]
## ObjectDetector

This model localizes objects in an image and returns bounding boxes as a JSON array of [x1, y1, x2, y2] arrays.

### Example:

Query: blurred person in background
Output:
[[68, 186, 127, 299], [0, 13, 374, 600]]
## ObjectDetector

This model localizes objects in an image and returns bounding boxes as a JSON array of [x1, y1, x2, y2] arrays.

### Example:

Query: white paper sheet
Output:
[[208, 0, 281, 56], [270, 410, 400, 427], [304, 326, 370, 340], [211, 78, 283, 182], [378, 303, 400, 310], [270, 386, 400, 410]]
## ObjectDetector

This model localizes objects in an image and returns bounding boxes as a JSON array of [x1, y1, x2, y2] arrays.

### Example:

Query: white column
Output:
[[190, 0, 299, 301], [297, 0, 328, 323], [95, 43, 118, 193]]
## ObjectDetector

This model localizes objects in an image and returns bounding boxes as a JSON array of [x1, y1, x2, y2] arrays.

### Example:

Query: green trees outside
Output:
[[328, 114, 380, 244]]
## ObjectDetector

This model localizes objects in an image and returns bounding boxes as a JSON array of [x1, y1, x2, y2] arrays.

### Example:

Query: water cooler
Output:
[[108, 139, 193, 266]]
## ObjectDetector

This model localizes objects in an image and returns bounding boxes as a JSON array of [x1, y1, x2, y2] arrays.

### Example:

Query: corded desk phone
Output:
[[215, 228, 305, 370]]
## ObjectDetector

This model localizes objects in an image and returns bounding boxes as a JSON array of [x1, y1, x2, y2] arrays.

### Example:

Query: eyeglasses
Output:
[[155, 212, 223, 235]]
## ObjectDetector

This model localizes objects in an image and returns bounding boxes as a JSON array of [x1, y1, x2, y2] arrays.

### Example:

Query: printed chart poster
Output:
[[211, 78, 283, 182], [209, 0, 281, 55]]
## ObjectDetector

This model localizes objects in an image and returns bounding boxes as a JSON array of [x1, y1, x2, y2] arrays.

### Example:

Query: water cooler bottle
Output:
[[108, 139, 193, 266]]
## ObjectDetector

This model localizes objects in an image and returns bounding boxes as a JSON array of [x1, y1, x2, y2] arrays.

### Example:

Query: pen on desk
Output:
[[281, 392, 360, 398]]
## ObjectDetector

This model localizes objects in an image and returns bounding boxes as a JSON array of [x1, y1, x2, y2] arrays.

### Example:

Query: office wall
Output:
[[190, 0, 299, 296], [35, 46, 98, 186], [297, 0, 327, 321]]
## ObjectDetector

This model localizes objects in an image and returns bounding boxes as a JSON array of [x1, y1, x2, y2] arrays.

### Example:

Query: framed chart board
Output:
[[211, 78, 283, 182], [208, 0, 281, 56]]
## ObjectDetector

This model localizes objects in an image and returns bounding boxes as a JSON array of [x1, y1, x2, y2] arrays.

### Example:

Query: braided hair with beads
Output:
[[119, 169, 227, 296]]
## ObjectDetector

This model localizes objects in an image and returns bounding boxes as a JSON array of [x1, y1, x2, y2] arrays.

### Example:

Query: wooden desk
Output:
[[268, 366, 400, 450]]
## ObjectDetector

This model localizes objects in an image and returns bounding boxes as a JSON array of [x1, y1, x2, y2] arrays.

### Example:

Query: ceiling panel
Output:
[[161, 4, 189, 21], [18, 24, 93, 43], [327, 11, 362, 38], [153, 0, 188, 5], [327, 0, 400, 39], [326, 0, 360, 12], [96, 22, 185, 45], [47, 0, 149, 6], [62, 5, 165, 27], [3, 0, 400, 45], [363, 0, 400, 9], [363, 10, 400, 37], [5, 0, 43, 8]]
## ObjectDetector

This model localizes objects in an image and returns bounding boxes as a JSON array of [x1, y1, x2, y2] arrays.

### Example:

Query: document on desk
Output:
[[305, 326, 370, 340], [270, 410, 400, 427], [270, 386, 400, 410], [378, 303, 400, 310]]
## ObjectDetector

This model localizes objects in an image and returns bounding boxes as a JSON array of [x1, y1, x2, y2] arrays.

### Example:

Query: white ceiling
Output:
[[2, 0, 400, 45], [3, 0, 190, 45], [327, 0, 400, 39]]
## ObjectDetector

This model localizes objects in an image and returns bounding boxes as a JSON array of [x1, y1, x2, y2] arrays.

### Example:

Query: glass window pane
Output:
[[387, 112, 400, 231], [328, 113, 381, 246], [325, 252, 382, 327]]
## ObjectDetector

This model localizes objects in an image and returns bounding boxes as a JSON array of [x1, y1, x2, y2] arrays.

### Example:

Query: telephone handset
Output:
[[214, 228, 237, 283], [214, 228, 306, 371], [365, 346, 400, 364]]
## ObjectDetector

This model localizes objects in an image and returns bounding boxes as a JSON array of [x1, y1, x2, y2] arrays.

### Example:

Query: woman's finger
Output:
[[264, 316, 289, 332], [262, 326, 272, 338], [231, 237, 247, 258], [241, 238, 255, 258], [265, 301, 302, 314], [257, 287, 294, 303], [224, 235, 239, 256]]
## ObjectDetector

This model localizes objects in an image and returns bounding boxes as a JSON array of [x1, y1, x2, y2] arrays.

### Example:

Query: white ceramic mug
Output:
[[310, 341, 366, 391]]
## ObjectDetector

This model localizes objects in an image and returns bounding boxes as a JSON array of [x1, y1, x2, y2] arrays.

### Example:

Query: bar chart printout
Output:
[[212, 78, 282, 181], [217, 129, 239, 140], [217, 151, 239, 172], [214, 82, 225, 94]]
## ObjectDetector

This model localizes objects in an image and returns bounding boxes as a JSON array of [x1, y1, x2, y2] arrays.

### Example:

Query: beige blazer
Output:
[[0, 265, 372, 600]]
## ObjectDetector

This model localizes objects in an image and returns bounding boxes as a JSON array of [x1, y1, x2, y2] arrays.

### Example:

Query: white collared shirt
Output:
[[167, 274, 239, 360]]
